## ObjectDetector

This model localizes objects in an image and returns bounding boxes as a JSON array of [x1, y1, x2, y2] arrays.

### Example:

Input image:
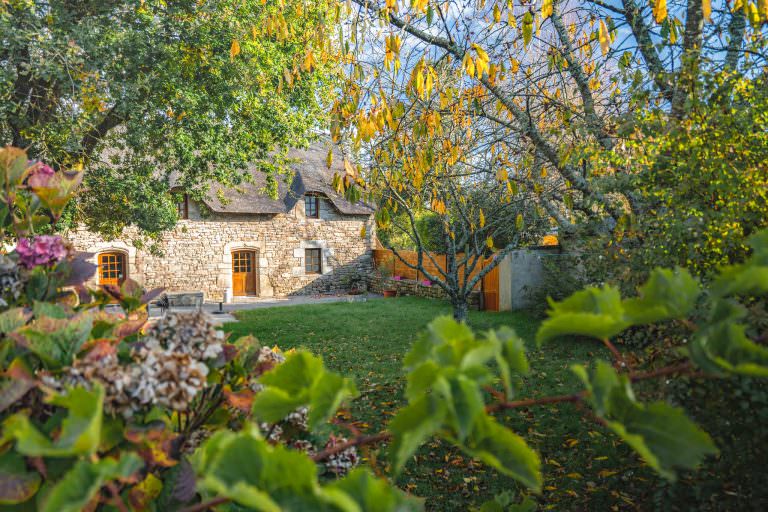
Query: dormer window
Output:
[[177, 193, 189, 220], [304, 194, 319, 219]]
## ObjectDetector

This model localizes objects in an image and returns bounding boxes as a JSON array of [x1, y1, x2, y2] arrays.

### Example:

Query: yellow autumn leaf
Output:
[[759, 0, 768, 20], [230, 39, 240, 62], [598, 19, 610, 56], [702, 0, 712, 21], [412, 0, 429, 12], [541, 0, 553, 20], [486, 236, 494, 248], [326, 148, 333, 168], [652, 0, 667, 23], [463, 53, 475, 77], [479, 209, 485, 228], [747, 1, 761, 26], [472, 43, 489, 63], [493, 4, 501, 23], [497, 168, 508, 182], [302, 49, 316, 72], [360, 225, 367, 238], [515, 213, 524, 230]]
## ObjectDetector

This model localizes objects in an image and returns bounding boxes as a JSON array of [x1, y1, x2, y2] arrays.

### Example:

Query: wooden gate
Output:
[[481, 261, 500, 312], [373, 249, 501, 311], [232, 250, 259, 296]]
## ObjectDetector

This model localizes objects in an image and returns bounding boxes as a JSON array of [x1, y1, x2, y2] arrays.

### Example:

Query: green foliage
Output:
[[537, 267, 702, 345], [2, 385, 104, 458], [534, 230, 768, 482], [252, 351, 359, 430], [193, 425, 419, 511], [1, 0, 340, 237], [572, 361, 717, 480], [394, 317, 541, 491], [607, 74, 768, 280], [40, 454, 143, 512]]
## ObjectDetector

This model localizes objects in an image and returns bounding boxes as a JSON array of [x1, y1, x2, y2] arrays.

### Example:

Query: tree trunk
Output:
[[451, 297, 469, 323]]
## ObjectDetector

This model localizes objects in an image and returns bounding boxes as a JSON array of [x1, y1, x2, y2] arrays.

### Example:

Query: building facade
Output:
[[67, 145, 375, 302]]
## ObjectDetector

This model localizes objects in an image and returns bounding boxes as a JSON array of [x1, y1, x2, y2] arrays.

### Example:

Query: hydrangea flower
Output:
[[26, 163, 55, 189], [15, 235, 69, 269]]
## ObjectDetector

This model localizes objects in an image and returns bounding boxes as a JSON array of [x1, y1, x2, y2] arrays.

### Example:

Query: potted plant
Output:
[[344, 272, 366, 295], [376, 261, 398, 298]]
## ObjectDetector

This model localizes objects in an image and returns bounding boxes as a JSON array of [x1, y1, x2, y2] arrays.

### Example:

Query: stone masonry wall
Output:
[[67, 197, 375, 301], [368, 276, 481, 309]]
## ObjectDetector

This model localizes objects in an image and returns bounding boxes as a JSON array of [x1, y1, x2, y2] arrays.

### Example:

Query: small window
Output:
[[304, 194, 319, 218], [305, 248, 322, 274], [177, 193, 189, 219]]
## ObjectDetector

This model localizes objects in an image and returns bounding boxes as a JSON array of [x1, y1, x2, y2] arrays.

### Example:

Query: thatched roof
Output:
[[200, 143, 373, 216]]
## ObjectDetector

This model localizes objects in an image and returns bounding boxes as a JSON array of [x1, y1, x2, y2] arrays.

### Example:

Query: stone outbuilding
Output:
[[67, 143, 375, 302]]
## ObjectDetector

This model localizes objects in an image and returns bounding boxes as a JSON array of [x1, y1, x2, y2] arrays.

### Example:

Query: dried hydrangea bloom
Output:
[[253, 345, 286, 376], [290, 439, 316, 456], [15, 235, 70, 269], [65, 353, 137, 417], [285, 406, 309, 431], [323, 435, 359, 476], [0, 254, 25, 307], [259, 422, 284, 442], [46, 311, 225, 418], [142, 310, 224, 361], [131, 344, 209, 412]]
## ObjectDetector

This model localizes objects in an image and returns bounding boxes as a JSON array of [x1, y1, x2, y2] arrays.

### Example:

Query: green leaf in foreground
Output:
[[1, 385, 103, 457], [388, 395, 447, 475], [329, 468, 422, 511], [193, 425, 414, 511], [460, 415, 542, 492], [40, 453, 142, 512], [689, 321, 768, 377], [573, 361, 718, 480], [623, 267, 701, 324], [251, 351, 358, 430], [536, 285, 630, 344]]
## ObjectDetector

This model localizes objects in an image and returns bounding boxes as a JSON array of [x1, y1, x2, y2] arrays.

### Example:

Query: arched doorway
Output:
[[98, 252, 127, 287], [232, 250, 259, 296]]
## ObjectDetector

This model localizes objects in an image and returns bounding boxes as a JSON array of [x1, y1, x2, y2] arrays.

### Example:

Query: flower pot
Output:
[[383, 289, 398, 298]]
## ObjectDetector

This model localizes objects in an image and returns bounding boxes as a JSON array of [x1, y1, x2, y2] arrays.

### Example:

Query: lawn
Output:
[[222, 297, 705, 510]]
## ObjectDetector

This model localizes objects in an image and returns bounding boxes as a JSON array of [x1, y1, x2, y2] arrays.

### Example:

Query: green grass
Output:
[[223, 297, 666, 510]]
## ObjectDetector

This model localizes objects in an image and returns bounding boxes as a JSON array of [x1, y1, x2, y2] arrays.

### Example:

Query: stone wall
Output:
[[367, 276, 481, 309], [67, 196, 375, 302]]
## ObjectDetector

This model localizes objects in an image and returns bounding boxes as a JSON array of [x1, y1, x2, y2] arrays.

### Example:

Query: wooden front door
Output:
[[232, 250, 258, 296], [99, 252, 126, 287]]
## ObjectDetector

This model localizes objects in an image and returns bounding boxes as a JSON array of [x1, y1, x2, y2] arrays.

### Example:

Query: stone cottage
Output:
[[67, 144, 376, 302]]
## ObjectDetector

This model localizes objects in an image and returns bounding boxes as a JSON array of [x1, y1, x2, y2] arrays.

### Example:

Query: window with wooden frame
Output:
[[177, 193, 189, 220], [305, 248, 322, 274], [304, 194, 319, 218], [98, 252, 127, 287]]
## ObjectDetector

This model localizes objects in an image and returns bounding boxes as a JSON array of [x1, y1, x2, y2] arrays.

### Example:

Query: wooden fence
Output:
[[372, 249, 501, 311]]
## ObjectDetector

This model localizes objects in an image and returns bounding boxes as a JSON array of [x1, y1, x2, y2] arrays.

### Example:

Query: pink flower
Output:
[[15, 235, 69, 269], [26, 163, 55, 189]]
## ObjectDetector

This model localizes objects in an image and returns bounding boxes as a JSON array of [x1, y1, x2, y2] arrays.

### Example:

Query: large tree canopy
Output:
[[334, 0, 768, 238], [1, 0, 341, 237]]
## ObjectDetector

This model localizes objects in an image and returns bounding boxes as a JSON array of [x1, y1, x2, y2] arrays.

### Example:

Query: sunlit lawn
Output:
[[224, 296, 662, 510]]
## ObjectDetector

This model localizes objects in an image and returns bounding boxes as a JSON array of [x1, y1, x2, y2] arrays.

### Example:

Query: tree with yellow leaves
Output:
[[333, 0, 768, 243]]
